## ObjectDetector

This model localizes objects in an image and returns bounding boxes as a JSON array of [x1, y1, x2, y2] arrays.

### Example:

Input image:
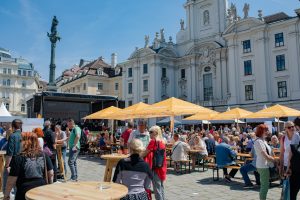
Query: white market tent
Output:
[[0, 103, 11, 117]]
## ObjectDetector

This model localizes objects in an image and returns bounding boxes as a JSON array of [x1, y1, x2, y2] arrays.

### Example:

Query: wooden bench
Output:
[[206, 163, 219, 181]]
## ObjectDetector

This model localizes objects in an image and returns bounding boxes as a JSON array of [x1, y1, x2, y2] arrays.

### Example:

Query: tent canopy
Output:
[[246, 104, 300, 119], [183, 111, 219, 121], [157, 118, 182, 126], [109, 102, 151, 120], [212, 108, 253, 120], [135, 97, 213, 118], [0, 103, 11, 117], [83, 106, 122, 120]]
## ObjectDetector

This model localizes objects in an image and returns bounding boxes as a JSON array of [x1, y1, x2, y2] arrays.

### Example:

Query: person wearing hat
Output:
[[128, 119, 150, 149], [279, 121, 300, 178]]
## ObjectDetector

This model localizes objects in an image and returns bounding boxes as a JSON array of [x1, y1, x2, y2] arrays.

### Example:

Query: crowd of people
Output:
[[0, 118, 81, 200], [0, 117, 299, 200], [113, 118, 300, 200]]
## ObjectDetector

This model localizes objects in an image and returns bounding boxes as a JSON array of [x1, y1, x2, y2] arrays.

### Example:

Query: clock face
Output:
[[204, 66, 211, 72]]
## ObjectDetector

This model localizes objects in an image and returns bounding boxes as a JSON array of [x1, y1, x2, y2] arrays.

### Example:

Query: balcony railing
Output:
[[195, 99, 228, 107]]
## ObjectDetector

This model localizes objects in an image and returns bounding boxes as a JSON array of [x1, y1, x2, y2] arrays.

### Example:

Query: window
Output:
[[72, 87, 75, 93], [162, 68, 167, 78], [97, 83, 103, 90], [244, 60, 252, 76], [143, 98, 148, 104], [128, 68, 133, 78], [27, 71, 32, 77], [275, 33, 284, 47], [278, 81, 287, 98], [276, 55, 285, 71], [7, 79, 10, 86], [3, 68, 7, 74], [21, 104, 25, 112], [181, 69, 185, 79], [77, 86, 80, 93], [8, 69, 11, 74], [245, 85, 253, 101], [5, 103, 9, 111], [18, 70, 21, 76], [115, 83, 119, 90], [128, 83, 133, 94], [143, 64, 148, 74], [2, 80, 6, 86], [143, 79, 148, 92], [97, 69, 104, 76], [128, 100, 133, 106], [242, 40, 251, 53], [83, 83, 86, 90], [203, 74, 213, 101], [22, 70, 26, 76], [22, 80, 26, 88]]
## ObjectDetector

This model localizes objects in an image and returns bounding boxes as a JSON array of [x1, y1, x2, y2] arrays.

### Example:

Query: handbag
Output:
[[43, 146, 53, 157], [152, 140, 165, 169]]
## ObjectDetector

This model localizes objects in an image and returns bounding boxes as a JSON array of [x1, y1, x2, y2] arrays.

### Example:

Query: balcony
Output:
[[194, 99, 228, 107]]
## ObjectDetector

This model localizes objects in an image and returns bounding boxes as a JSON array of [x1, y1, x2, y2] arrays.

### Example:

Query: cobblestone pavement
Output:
[[75, 155, 287, 200]]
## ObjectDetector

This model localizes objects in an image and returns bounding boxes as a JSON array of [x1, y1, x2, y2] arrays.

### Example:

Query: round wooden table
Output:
[[101, 154, 129, 182], [25, 181, 128, 200]]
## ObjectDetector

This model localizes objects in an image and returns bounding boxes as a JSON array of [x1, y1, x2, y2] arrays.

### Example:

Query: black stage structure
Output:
[[27, 92, 124, 122]]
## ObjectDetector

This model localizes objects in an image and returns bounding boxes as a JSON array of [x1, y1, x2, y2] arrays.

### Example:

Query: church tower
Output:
[[177, 0, 228, 43]]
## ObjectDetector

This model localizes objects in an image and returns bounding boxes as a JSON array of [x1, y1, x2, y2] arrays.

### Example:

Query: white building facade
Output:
[[0, 47, 40, 116], [120, 0, 300, 112]]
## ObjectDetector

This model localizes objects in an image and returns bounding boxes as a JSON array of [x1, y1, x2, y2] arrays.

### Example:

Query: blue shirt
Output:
[[215, 142, 237, 168], [6, 130, 22, 156], [250, 147, 257, 167]]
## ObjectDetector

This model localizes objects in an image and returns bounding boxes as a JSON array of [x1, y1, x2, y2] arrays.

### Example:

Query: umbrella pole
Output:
[[111, 119, 114, 135], [170, 116, 175, 134], [277, 118, 280, 133]]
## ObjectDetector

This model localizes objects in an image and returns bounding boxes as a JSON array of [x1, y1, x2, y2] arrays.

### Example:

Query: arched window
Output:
[[7, 79, 10, 86], [5, 103, 9, 111], [21, 104, 25, 112], [203, 10, 210, 25]]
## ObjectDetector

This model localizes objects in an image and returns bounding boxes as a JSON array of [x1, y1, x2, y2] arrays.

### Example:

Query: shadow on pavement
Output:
[[196, 177, 260, 192], [78, 155, 107, 166]]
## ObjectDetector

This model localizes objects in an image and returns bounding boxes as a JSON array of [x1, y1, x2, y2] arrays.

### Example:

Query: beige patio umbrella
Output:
[[212, 108, 253, 127], [246, 104, 300, 131], [135, 97, 214, 132]]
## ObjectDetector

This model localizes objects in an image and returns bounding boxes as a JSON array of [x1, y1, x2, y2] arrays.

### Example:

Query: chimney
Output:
[[111, 53, 117, 68], [79, 59, 84, 67]]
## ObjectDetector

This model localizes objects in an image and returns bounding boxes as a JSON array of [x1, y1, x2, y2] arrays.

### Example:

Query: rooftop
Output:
[[264, 12, 291, 24]]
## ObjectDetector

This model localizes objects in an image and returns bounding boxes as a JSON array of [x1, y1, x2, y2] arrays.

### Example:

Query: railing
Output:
[[195, 99, 228, 107]]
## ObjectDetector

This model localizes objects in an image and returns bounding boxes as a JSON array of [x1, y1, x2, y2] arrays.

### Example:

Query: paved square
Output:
[[75, 155, 285, 200]]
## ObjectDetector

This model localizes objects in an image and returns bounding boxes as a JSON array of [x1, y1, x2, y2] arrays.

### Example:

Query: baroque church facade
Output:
[[120, 0, 300, 112]]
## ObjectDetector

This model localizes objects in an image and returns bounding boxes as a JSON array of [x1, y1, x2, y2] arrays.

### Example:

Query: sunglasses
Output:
[[287, 126, 295, 129]]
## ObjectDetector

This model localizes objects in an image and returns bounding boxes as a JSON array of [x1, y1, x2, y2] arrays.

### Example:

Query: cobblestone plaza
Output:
[[76, 155, 283, 200]]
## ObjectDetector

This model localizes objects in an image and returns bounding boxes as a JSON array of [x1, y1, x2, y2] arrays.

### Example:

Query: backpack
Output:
[[290, 142, 300, 174], [152, 140, 165, 169], [80, 130, 88, 146]]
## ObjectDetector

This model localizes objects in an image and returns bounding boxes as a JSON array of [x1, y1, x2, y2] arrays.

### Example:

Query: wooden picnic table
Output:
[[237, 153, 252, 158], [101, 154, 129, 182], [25, 181, 128, 200]]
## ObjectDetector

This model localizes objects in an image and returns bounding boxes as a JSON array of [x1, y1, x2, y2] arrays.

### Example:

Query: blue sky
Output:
[[0, 0, 298, 80]]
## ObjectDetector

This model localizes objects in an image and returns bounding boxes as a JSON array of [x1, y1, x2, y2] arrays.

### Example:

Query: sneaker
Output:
[[243, 184, 254, 189], [224, 176, 232, 182]]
